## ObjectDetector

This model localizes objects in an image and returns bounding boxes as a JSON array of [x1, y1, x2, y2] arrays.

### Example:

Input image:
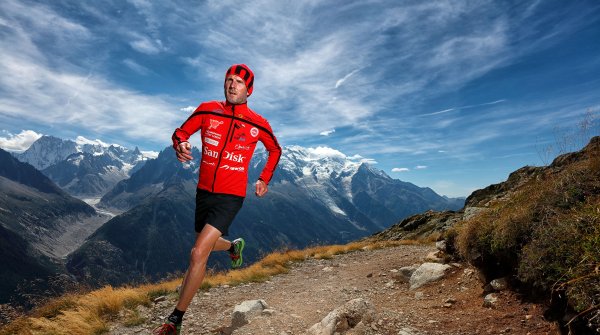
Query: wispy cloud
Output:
[[335, 69, 361, 89], [0, 1, 182, 146], [123, 59, 153, 75], [392, 168, 410, 173], [320, 129, 335, 136], [422, 99, 507, 116]]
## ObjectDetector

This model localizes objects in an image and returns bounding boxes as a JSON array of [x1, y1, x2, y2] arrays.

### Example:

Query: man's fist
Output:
[[255, 179, 268, 197], [175, 142, 193, 162]]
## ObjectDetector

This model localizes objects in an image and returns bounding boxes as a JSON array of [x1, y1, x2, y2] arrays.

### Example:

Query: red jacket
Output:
[[172, 100, 281, 197]]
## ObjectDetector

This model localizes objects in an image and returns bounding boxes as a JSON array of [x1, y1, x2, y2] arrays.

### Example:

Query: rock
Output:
[[409, 263, 452, 290], [153, 295, 167, 304], [425, 251, 444, 263], [231, 299, 269, 329], [435, 240, 447, 252], [490, 277, 509, 291], [392, 265, 418, 283], [262, 309, 275, 316], [398, 327, 419, 335], [307, 298, 375, 335], [483, 293, 498, 308]]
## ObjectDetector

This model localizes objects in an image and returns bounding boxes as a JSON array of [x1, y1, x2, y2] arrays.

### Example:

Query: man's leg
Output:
[[213, 237, 232, 251], [175, 224, 222, 311]]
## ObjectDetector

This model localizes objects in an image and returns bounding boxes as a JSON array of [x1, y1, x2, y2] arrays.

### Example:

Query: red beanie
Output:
[[225, 64, 254, 96]]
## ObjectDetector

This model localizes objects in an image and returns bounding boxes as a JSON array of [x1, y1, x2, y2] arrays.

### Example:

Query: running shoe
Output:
[[153, 322, 181, 335], [229, 238, 245, 269]]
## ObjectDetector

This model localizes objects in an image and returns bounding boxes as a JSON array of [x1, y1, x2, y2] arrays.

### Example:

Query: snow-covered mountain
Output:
[[69, 144, 463, 287], [15, 135, 154, 197]]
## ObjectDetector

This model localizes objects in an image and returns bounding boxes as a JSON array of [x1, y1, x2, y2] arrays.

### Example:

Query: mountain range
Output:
[[0, 135, 464, 301], [16, 135, 149, 197]]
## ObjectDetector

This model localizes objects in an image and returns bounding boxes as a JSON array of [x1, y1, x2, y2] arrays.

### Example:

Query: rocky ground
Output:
[[109, 244, 559, 335]]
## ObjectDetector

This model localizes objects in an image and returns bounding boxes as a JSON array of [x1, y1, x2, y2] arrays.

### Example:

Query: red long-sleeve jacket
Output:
[[172, 100, 281, 197]]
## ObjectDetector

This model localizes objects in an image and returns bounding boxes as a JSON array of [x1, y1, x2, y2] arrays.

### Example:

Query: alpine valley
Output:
[[0, 135, 464, 306]]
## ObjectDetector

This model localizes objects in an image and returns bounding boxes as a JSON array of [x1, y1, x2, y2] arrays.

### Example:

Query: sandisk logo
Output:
[[224, 151, 244, 163], [203, 146, 218, 158]]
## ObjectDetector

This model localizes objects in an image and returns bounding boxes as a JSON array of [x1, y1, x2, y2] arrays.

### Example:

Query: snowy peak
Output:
[[276, 145, 374, 183], [16, 135, 79, 170], [13, 135, 157, 197]]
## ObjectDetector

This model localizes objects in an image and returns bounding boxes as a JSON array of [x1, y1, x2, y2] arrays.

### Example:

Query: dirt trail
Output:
[[110, 245, 559, 335]]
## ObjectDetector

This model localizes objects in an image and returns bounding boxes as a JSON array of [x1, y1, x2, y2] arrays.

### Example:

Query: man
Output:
[[154, 64, 281, 335]]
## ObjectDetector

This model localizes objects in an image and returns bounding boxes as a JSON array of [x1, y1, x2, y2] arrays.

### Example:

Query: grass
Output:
[[0, 239, 417, 335]]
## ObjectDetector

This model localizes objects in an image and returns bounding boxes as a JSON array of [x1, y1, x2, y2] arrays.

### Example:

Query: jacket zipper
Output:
[[211, 105, 235, 192]]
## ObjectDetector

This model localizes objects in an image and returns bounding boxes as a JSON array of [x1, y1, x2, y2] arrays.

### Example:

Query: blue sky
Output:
[[1, 0, 599, 197]]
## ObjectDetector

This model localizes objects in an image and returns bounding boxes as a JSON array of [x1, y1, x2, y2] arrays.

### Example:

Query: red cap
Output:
[[225, 64, 254, 96]]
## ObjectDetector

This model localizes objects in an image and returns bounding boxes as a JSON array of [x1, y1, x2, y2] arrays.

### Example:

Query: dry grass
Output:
[[451, 143, 600, 328], [0, 239, 415, 335]]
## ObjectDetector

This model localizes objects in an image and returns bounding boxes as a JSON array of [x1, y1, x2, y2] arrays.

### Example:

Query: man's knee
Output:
[[189, 246, 211, 265]]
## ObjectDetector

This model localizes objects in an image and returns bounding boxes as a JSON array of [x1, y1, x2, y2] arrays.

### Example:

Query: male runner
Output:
[[154, 64, 281, 335]]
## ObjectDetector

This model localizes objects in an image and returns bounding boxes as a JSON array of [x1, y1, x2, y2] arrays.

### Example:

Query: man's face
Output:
[[224, 74, 248, 104]]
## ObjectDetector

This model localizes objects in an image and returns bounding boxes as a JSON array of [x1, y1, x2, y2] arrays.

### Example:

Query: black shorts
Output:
[[195, 189, 244, 236]]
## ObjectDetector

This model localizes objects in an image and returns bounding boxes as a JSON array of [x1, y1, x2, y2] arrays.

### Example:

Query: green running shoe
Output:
[[153, 321, 181, 335], [230, 238, 245, 269]]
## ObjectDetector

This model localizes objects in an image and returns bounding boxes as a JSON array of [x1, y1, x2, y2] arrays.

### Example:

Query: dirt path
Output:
[[110, 245, 559, 335]]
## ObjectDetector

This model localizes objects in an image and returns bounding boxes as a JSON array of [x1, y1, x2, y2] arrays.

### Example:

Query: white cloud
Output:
[[0, 54, 179, 144], [392, 167, 410, 172], [320, 129, 335, 136], [0, 130, 43, 152], [415, 165, 428, 169], [141, 150, 159, 159], [306, 146, 346, 160], [180, 106, 196, 113]]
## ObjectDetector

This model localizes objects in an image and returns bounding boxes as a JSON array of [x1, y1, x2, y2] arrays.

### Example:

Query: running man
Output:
[[154, 64, 281, 335]]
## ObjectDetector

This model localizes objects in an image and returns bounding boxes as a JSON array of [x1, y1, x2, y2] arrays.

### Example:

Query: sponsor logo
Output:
[[235, 144, 251, 151], [224, 151, 245, 163], [220, 164, 245, 172], [209, 119, 224, 129], [203, 146, 218, 158], [202, 160, 216, 166], [236, 114, 244, 119], [234, 132, 247, 142], [250, 127, 259, 137], [212, 109, 224, 114], [204, 137, 219, 146], [205, 130, 221, 140]]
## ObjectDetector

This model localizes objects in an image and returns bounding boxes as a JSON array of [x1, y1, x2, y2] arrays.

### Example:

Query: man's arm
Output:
[[172, 105, 204, 162], [256, 121, 281, 197]]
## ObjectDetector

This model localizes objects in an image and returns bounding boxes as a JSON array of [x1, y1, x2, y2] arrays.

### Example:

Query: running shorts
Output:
[[195, 188, 244, 236]]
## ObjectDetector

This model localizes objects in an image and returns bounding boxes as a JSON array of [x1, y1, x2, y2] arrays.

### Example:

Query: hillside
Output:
[[369, 136, 600, 333]]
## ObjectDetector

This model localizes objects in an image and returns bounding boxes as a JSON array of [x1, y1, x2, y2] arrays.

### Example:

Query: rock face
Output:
[[307, 298, 375, 335]]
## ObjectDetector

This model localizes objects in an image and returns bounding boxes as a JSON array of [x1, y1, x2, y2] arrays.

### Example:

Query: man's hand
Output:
[[175, 142, 193, 162], [255, 179, 268, 197]]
